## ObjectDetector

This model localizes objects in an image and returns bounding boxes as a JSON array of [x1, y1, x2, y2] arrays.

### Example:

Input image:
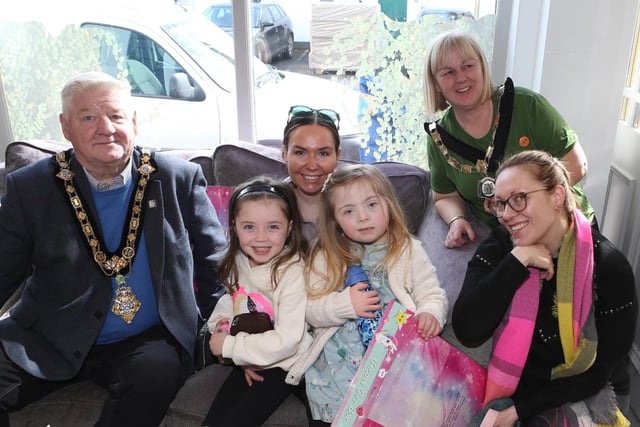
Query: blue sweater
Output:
[[92, 181, 160, 345]]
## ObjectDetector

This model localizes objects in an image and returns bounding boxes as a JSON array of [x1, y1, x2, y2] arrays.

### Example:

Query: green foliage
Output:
[[0, 21, 102, 142], [320, 13, 496, 170]]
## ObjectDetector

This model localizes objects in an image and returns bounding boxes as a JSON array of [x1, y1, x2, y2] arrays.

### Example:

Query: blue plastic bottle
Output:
[[345, 265, 383, 349]]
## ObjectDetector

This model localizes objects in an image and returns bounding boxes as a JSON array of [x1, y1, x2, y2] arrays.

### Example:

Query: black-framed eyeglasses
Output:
[[288, 105, 340, 129], [489, 188, 549, 218]]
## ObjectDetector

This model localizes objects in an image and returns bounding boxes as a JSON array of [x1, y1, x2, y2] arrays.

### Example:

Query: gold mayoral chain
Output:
[[429, 84, 506, 199], [55, 149, 156, 324]]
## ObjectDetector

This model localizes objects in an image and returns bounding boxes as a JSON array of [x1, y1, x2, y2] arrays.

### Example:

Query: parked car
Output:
[[203, 1, 294, 64], [1, 1, 358, 151]]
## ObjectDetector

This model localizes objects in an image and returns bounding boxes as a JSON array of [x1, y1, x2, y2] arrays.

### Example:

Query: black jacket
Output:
[[0, 149, 227, 380]]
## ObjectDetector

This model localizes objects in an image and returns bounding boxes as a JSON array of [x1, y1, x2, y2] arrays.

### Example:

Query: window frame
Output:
[[620, 7, 640, 127]]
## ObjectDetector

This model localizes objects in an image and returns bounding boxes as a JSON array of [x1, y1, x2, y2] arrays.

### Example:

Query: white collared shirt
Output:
[[84, 157, 133, 191]]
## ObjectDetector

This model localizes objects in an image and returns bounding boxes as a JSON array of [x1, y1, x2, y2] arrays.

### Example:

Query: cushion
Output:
[[5, 139, 71, 173], [213, 140, 287, 186], [1, 140, 71, 197], [0, 168, 6, 199], [1, 141, 215, 193], [212, 141, 430, 234], [162, 149, 215, 184], [371, 162, 430, 234]]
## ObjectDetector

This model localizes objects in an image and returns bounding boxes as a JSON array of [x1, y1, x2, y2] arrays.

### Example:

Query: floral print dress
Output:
[[305, 243, 394, 422]]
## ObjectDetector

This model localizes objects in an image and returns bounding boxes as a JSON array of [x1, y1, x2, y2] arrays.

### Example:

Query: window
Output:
[[303, 1, 497, 167], [84, 24, 171, 97], [251, 7, 261, 28], [0, 0, 496, 161], [205, 7, 233, 28], [259, 6, 274, 27], [620, 9, 640, 127]]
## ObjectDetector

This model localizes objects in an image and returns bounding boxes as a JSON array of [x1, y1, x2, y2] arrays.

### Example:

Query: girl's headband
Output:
[[230, 184, 292, 218]]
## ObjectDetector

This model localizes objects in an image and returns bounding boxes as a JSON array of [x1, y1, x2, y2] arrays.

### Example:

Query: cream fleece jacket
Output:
[[286, 237, 447, 385], [207, 252, 313, 371]]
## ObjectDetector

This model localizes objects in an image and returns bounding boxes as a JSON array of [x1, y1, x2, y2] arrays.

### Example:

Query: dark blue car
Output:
[[203, 1, 294, 64]]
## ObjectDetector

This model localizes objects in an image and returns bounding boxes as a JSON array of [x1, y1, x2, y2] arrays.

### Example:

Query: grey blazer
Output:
[[0, 148, 227, 381]]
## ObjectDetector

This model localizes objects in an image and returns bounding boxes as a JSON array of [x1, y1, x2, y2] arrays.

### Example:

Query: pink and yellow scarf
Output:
[[483, 210, 626, 425]]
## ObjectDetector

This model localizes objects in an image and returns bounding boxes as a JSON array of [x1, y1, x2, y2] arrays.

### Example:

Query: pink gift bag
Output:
[[333, 301, 487, 427]]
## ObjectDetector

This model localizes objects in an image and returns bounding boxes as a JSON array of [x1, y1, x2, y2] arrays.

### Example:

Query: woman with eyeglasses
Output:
[[452, 150, 637, 427], [282, 105, 342, 241], [423, 30, 595, 250]]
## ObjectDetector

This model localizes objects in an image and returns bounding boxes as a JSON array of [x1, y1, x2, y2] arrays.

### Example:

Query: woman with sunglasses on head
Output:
[[282, 105, 342, 241], [423, 30, 595, 250], [452, 150, 637, 427]]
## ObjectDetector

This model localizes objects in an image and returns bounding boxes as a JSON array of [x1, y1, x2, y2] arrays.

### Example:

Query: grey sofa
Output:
[[0, 139, 491, 427]]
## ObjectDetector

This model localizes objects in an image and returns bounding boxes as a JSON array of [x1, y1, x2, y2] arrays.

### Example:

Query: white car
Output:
[[3, 1, 360, 151]]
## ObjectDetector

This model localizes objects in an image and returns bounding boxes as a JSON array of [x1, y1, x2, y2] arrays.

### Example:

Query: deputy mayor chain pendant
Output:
[[477, 176, 496, 199]]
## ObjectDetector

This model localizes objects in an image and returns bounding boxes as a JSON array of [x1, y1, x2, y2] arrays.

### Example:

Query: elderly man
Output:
[[0, 72, 226, 426]]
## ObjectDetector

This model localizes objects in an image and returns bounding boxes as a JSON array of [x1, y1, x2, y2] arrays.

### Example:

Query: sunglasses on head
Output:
[[287, 105, 340, 129]]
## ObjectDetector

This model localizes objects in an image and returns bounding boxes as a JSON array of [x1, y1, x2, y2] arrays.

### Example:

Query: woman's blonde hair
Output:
[[305, 164, 411, 298], [423, 30, 494, 117]]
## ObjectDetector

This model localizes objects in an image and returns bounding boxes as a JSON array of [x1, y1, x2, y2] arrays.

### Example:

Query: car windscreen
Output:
[[208, 7, 233, 28], [162, 15, 272, 91]]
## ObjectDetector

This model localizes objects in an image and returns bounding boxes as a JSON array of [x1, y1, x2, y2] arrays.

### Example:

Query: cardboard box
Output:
[[309, 3, 380, 72]]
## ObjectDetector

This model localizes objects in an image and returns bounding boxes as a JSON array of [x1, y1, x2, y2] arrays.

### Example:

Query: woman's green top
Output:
[[427, 84, 595, 227]]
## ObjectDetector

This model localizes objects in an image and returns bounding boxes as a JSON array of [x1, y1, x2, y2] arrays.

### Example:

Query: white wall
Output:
[[501, 0, 640, 417], [610, 31, 640, 421], [277, 0, 313, 42], [494, 0, 637, 220], [544, 0, 636, 220], [499, 2, 640, 417]]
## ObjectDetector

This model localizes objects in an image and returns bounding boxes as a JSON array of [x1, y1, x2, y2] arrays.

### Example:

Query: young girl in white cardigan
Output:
[[203, 177, 313, 427], [286, 164, 448, 425]]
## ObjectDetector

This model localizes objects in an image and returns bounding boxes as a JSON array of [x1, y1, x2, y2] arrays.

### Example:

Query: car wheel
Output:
[[255, 39, 271, 64], [282, 33, 294, 59]]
